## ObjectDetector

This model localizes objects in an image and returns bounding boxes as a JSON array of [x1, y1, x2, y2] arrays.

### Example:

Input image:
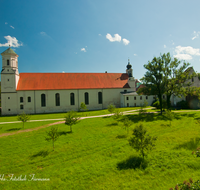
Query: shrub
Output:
[[107, 104, 116, 114], [176, 100, 189, 109], [170, 178, 200, 190], [113, 108, 123, 120], [17, 112, 31, 129], [152, 99, 167, 109], [192, 147, 200, 157]]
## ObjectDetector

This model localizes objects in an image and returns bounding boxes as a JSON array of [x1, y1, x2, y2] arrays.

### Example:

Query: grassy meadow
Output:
[[0, 109, 200, 189]]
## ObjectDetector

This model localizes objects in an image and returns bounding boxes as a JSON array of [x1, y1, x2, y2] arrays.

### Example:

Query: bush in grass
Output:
[[107, 104, 116, 114], [164, 110, 174, 126], [170, 178, 200, 190], [153, 99, 167, 109], [176, 100, 189, 109], [129, 124, 157, 160], [45, 127, 60, 151], [123, 117, 132, 134], [17, 111, 31, 129], [192, 147, 200, 157], [139, 100, 148, 114], [113, 108, 123, 120], [64, 110, 79, 132], [79, 102, 87, 112]]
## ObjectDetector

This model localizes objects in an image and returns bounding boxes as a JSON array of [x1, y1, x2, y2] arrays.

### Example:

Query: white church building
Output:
[[1, 47, 185, 115]]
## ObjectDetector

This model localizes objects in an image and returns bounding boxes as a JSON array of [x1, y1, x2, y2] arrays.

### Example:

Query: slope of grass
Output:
[[0, 112, 200, 190]]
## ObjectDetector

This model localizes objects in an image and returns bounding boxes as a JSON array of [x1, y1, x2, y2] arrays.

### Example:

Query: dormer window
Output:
[[7, 60, 9, 65]]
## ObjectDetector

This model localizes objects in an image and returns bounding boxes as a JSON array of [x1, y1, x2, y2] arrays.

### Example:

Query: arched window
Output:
[[7, 60, 9, 65], [55, 93, 60, 106], [85, 92, 89, 105], [70, 93, 75, 105], [98, 92, 102, 104], [20, 97, 23, 103], [41, 94, 46, 107], [28, 96, 31, 102]]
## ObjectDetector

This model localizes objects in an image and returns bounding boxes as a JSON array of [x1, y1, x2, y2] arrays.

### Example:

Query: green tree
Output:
[[45, 127, 60, 151], [129, 124, 157, 160], [139, 100, 148, 114], [79, 102, 87, 112], [107, 104, 116, 114], [113, 108, 123, 120], [123, 117, 132, 134], [17, 112, 31, 129], [164, 110, 174, 126], [139, 53, 195, 114], [64, 110, 79, 132]]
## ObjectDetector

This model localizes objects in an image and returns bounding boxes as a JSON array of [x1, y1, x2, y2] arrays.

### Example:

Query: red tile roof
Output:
[[16, 73, 130, 91]]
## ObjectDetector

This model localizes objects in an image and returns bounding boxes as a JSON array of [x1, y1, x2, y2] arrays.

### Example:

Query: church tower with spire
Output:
[[126, 59, 136, 91]]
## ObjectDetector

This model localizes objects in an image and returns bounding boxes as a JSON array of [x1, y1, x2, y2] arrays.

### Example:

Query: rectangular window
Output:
[[134, 97, 136, 100], [146, 96, 148, 100], [163, 95, 165, 99], [134, 103, 136, 107], [127, 103, 129, 107], [126, 97, 129, 100], [140, 96, 142, 100], [20, 97, 23, 103], [8, 97, 10, 99], [124, 90, 127, 93], [8, 109, 10, 111], [20, 105, 24, 109]]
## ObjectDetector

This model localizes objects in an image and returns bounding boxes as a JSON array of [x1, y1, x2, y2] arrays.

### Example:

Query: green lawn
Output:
[[0, 111, 200, 189], [0, 106, 147, 122]]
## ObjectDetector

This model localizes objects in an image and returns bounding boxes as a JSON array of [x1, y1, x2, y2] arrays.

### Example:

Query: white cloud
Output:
[[122, 38, 130, 45], [192, 31, 200, 40], [174, 46, 200, 60], [10, 25, 15, 29], [106, 33, 121, 42], [40, 31, 47, 36], [99, 34, 102, 36], [0, 35, 23, 47], [164, 45, 166, 48], [175, 46, 200, 56], [174, 54, 193, 60], [81, 48, 86, 52], [134, 54, 137, 56], [5, 22, 8, 25]]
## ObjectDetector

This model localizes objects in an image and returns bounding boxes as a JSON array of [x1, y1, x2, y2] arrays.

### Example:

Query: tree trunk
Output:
[[167, 94, 171, 110]]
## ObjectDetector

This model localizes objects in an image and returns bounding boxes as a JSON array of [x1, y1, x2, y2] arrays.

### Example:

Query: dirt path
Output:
[[0, 108, 198, 138], [0, 121, 65, 138]]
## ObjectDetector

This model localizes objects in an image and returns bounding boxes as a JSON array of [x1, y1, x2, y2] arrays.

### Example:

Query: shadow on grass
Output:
[[102, 116, 111, 119], [175, 137, 200, 150], [6, 128, 21, 131], [30, 150, 49, 159], [58, 131, 72, 136], [116, 134, 127, 139], [107, 122, 118, 127], [117, 155, 148, 170], [160, 123, 171, 127]]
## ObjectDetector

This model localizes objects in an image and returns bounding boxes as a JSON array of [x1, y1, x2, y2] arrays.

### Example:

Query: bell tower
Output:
[[1, 47, 19, 92], [126, 59, 136, 91]]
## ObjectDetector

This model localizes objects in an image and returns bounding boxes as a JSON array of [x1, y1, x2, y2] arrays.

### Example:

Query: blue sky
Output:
[[1, 0, 200, 80]]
